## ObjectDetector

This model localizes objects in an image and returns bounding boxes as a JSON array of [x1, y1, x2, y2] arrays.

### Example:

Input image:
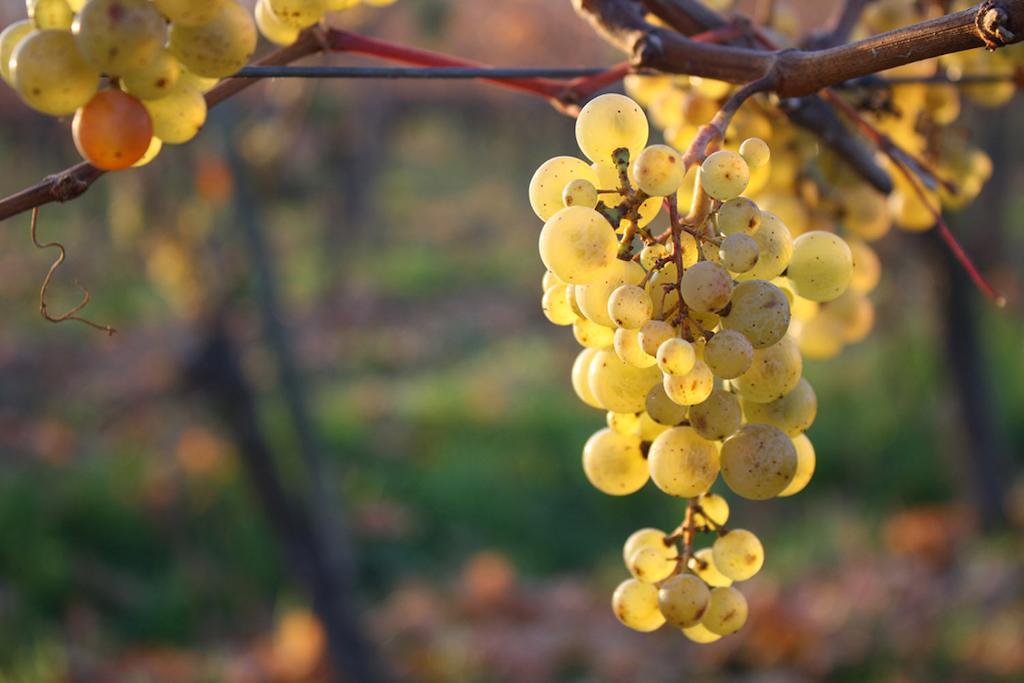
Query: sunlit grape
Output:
[[688, 547, 732, 588], [612, 578, 665, 632], [576, 258, 645, 327], [131, 135, 162, 167], [614, 327, 657, 368], [10, 29, 99, 115], [542, 284, 576, 326], [663, 360, 714, 406], [682, 622, 722, 643], [701, 150, 749, 201], [563, 178, 599, 209], [848, 240, 881, 294], [640, 243, 668, 270], [143, 79, 207, 144], [688, 387, 742, 441], [680, 261, 733, 313], [121, 50, 181, 101], [538, 206, 618, 284], [607, 411, 640, 437], [573, 317, 614, 349], [607, 285, 651, 329], [74, 0, 166, 77], [589, 350, 662, 414], [778, 432, 815, 497], [571, 348, 604, 409], [645, 383, 688, 426], [576, 93, 649, 165], [701, 586, 748, 635], [267, 0, 327, 28], [720, 424, 797, 499], [582, 428, 648, 495], [741, 377, 817, 436], [735, 211, 792, 281], [0, 20, 34, 84], [648, 426, 719, 497], [628, 546, 677, 583], [704, 329, 753, 379], [169, 0, 257, 78], [529, 156, 597, 221], [732, 336, 802, 403], [739, 137, 770, 168], [256, 0, 301, 45], [72, 90, 153, 170], [787, 231, 853, 302], [638, 319, 675, 357], [656, 338, 696, 376], [716, 197, 761, 235], [623, 528, 678, 566], [712, 529, 764, 581], [632, 144, 685, 196], [720, 280, 791, 349], [658, 574, 710, 627]]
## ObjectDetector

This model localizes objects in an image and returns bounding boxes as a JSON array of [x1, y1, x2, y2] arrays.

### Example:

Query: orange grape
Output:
[[72, 90, 153, 170]]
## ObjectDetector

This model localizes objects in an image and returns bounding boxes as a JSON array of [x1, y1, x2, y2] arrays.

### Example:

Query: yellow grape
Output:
[[613, 327, 657, 369], [647, 426, 720, 497], [848, 240, 881, 294], [538, 206, 618, 284], [688, 387, 742, 441], [327, 0, 361, 8], [793, 313, 844, 360], [256, 0, 301, 46], [719, 233, 759, 273], [10, 29, 99, 115], [177, 68, 220, 93], [704, 329, 753, 379], [0, 20, 34, 84], [542, 269, 564, 291], [541, 284, 576, 326], [632, 144, 685, 196], [696, 493, 729, 527], [700, 150, 749, 201], [529, 156, 597, 221], [701, 586, 748, 635], [778, 432, 815, 497], [575, 93, 649, 165], [716, 197, 761, 235], [576, 258, 645, 328], [582, 427, 648, 495], [607, 411, 640, 437], [688, 547, 732, 588], [73, 0, 166, 77], [826, 289, 875, 344], [663, 360, 714, 406], [741, 377, 817, 436], [787, 231, 853, 302], [572, 317, 614, 349], [657, 574, 710, 628], [640, 243, 668, 271], [562, 178, 598, 209], [735, 211, 792, 281], [267, 0, 327, 28], [720, 424, 797, 500], [712, 529, 764, 581], [720, 280, 791, 349], [739, 137, 770, 168], [589, 350, 662, 414], [638, 319, 675, 357], [143, 80, 207, 144], [628, 546, 677, 583], [623, 528, 678, 567], [656, 338, 696, 376], [131, 135, 162, 167], [121, 50, 181, 101], [608, 284, 652, 329], [592, 161, 663, 228], [612, 578, 665, 632], [26, 0, 74, 30], [680, 261, 733, 313], [682, 622, 722, 643], [571, 348, 604, 409], [637, 411, 669, 442], [169, 0, 257, 78], [732, 336, 803, 403], [153, 0, 226, 26], [645, 383, 688, 426]]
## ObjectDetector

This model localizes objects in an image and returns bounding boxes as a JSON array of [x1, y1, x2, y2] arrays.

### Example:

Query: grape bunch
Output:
[[531, 93, 849, 642], [0, 0, 397, 170]]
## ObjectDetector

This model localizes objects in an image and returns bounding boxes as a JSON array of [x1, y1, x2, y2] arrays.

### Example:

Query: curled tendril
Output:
[[30, 207, 116, 335]]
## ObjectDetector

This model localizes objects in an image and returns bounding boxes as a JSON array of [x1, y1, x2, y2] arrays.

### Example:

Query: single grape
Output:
[[638, 319, 675, 357], [153, 0, 225, 26], [632, 144, 685, 196], [739, 137, 770, 168], [680, 261, 733, 313], [73, 0, 166, 77], [573, 317, 614, 349], [657, 574, 710, 627], [143, 79, 207, 144], [696, 492, 729, 527], [663, 360, 714, 406], [613, 327, 657, 368], [169, 0, 257, 78], [735, 211, 792, 281], [542, 270, 564, 292], [688, 547, 732, 587], [719, 233, 759, 273], [542, 284, 576, 326], [712, 529, 764, 581], [582, 427, 648, 495], [741, 377, 817, 436], [0, 20, 34, 84], [778, 432, 815, 497], [645, 383, 688, 426], [688, 387, 742, 441], [647, 426, 719, 497], [720, 424, 797, 499], [538, 206, 617, 284], [72, 90, 153, 170], [716, 197, 761, 235], [704, 329, 753, 379], [628, 546, 677, 583], [608, 284, 652, 329], [571, 348, 604, 409], [640, 243, 668, 270], [575, 93, 649, 165], [529, 156, 597, 220], [700, 150, 749, 201], [562, 178, 598, 209], [607, 411, 640, 437], [732, 336, 803, 403], [267, 0, 327, 28], [787, 231, 853, 302], [656, 338, 696, 376], [26, 0, 74, 30], [121, 50, 181, 101], [720, 280, 791, 349], [10, 29, 99, 115], [576, 258, 645, 327], [256, 0, 301, 45], [612, 578, 665, 632], [701, 586, 748, 635], [588, 350, 662, 414], [682, 622, 722, 643], [623, 528, 678, 567]]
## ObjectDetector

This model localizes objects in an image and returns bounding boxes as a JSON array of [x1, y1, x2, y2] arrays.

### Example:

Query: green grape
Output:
[[143, 79, 206, 144], [787, 231, 853, 302], [663, 360, 714, 406], [538, 206, 618, 284], [741, 377, 816, 436], [589, 350, 662, 414], [720, 280, 791, 349], [778, 432, 815, 497], [612, 578, 665, 632], [638, 319, 675, 357], [657, 574, 710, 628], [10, 29, 99, 115], [704, 329, 753, 379], [701, 586, 748, 635], [739, 137, 770, 168], [575, 93, 649, 165], [632, 144, 685, 196], [562, 178, 598, 209], [608, 284, 652, 329], [582, 427, 648, 495], [688, 547, 732, 587], [656, 338, 696, 376], [700, 150, 749, 201], [713, 529, 764, 581], [637, 411, 668, 441], [848, 240, 881, 293], [607, 411, 640, 437], [623, 528, 678, 567], [680, 261, 733, 313], [571, 348, 604, 409], [0, 20, 34, 84], [542, 270, 564, 292], [735, 211, 792, 281], [573, 317, 614, 349], [719, 233, 759, 273], [721, 424, 797, 499], [256, 0, 301, 45], [529, 156, 597, 221], [73, 0, 166, 77], [614, 327, 657, 368], [27, 0, 74, 30], [267, 0, 326, 28], [695, 493, 729, 527], [628, 546, 677, 583], [576, 258, 645, 328], [647, 426, 719, 497], [153, 0, 225, 26], [121, 50, 181, 101], [733, 336, 802, 403], [716, 197, 761, 235], [682, 622, 722, 643], [169, 0, 257, 78], [645, 383, 688, 426], [688, 387, 742, 441], [841, 183, 891, 241], [640, 243, 668, 270], [542, 284, 576, 326]]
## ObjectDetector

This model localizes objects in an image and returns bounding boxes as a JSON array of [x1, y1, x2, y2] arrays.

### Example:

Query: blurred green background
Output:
[[0, 1, 1022, 682]]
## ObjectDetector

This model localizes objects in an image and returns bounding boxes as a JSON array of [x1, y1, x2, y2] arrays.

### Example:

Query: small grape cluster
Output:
[[0, 0, 395, 170], [530, 93, 856, 642]]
